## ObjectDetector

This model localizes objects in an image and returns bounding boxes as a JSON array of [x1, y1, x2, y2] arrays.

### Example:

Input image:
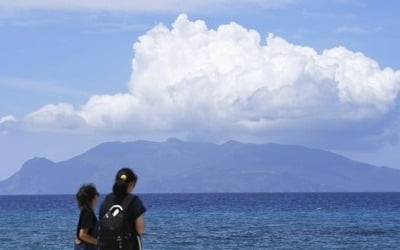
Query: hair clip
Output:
[[120, 174, 127, 181]]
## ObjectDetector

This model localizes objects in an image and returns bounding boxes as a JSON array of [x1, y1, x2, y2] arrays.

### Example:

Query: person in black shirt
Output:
[[75, 183, 100, 250], [99, 168, 146, 250]]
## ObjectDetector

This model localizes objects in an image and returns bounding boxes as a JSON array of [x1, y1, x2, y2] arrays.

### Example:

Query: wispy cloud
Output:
[[0, 115, 16, 124], [0, 0, 297, 13], [0, 77, 90, 98], [0, 115, 17, 134], [83, 22, 151, 34], [334, 26, 367, 34], [301, 7, 357, 20], [8, 17, 68, 27]]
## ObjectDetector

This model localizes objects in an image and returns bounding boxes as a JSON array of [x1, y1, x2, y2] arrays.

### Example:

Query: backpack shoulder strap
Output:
[[121, 194, 136, 211], [102, 193, 115, 214]]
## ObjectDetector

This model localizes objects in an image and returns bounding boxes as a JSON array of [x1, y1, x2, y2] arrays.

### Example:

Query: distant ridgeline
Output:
[[1, 138, 400, 194]]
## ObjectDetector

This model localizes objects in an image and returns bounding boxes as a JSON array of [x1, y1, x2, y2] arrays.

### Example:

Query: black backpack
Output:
[[99, 194, 135, 250]]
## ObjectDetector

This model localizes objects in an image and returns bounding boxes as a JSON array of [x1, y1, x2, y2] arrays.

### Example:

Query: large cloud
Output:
[[24, 14, 400, 148]]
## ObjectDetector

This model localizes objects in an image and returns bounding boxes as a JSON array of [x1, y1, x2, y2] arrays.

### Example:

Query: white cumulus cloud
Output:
[[24, 14, 400, 147]]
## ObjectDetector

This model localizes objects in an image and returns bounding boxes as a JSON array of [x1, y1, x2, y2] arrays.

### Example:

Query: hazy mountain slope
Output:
[[1, 139, 399, 194]]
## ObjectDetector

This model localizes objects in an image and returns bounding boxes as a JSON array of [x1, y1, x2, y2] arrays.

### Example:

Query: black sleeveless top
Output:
[[76, 207, 98, 249]]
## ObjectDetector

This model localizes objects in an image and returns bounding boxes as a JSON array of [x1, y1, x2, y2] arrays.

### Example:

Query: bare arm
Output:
[[135, 215, 145, 235], [79, 228, 98, 245]]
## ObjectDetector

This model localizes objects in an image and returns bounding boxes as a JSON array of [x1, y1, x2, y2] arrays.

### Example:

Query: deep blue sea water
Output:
[[1, 193, 400, 249]]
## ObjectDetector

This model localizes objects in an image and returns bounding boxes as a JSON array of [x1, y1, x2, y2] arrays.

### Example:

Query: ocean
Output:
[[1, 193, 400, 249]]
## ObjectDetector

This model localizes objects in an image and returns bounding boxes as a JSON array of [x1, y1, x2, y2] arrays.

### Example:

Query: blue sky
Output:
[[0, 0, 400, 180]]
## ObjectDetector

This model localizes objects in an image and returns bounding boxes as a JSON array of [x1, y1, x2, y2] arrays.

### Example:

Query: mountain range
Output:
[[1, 138, 400, 194]]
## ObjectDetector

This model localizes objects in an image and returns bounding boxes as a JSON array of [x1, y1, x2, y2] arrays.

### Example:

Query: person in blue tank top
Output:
[[75, 183, 100, 250]]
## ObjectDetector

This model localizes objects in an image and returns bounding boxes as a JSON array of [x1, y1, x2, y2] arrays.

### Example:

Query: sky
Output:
[[0, 0, 400, 181]]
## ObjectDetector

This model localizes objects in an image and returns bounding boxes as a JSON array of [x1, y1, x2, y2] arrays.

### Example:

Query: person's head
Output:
[[76, 183, 99, 210], [113, 168, 138, 196]]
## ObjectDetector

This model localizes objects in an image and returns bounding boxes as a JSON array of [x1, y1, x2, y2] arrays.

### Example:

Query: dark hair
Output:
[[112, 168, 138, 196], [76, 183, 99, 210]]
